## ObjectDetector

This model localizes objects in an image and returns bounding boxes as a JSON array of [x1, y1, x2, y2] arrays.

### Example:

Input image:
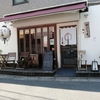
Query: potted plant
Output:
[[0, 49, 2, 54]]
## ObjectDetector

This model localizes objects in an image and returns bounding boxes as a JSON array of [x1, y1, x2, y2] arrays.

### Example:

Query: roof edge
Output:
[[3, 0, 88, 17]]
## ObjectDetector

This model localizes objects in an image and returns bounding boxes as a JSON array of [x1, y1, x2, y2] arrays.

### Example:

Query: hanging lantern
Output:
[[0, 25, 11, 44]]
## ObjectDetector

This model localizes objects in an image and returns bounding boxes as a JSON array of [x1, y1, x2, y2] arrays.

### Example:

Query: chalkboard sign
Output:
[[43, 51, 53, 71]]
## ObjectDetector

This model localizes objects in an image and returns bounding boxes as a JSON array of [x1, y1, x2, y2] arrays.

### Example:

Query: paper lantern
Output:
[[0, 25, 11, 44]]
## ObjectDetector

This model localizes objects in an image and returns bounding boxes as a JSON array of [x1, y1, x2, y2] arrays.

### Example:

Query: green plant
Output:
[[0, 49, 2, 53]]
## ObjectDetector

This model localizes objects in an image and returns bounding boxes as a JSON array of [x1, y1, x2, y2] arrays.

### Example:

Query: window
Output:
[[18, 24, 56, 54], [13, 0, 28, 5], [18, 24, 57, 67]]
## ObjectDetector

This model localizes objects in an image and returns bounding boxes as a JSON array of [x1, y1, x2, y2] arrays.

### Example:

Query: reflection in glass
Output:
[[43, 27, 48, 52], [49, 26, 54, 39], [14, 0, 27, 4], [36, 28, 41, 54], [49, 26, 54, 50], [19, 30, 24, 52], [31, 29, 35, 53], [25, 29, 29, 52], [49, 26, 55, 61]]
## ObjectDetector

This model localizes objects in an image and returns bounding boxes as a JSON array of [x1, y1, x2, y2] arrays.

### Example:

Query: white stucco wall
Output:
[[0, 22, 18, 61], [78, 5, 100, 65]]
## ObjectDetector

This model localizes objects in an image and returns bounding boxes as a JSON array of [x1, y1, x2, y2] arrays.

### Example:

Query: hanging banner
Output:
[[60, 27, 76, 45]]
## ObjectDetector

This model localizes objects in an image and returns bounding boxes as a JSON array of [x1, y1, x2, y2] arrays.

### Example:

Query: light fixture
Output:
[[0, 25, 11, 44]]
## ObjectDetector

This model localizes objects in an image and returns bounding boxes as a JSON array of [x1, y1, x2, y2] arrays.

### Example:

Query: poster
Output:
[[50, 39, 54, 45]]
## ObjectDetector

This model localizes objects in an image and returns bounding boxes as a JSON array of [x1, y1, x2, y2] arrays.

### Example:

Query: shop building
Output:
[[0, 0, 100, 70]]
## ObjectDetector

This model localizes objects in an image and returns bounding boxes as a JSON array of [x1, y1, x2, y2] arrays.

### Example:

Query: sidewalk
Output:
[[0, 74, 100, 100]]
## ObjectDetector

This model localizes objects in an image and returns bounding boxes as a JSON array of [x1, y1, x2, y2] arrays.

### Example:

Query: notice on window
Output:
[[50, 39, 54, 45]]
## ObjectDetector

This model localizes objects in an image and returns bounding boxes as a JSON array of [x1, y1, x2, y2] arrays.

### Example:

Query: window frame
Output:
[[17, 24, 57, 67], [13, 0, 29, 5]]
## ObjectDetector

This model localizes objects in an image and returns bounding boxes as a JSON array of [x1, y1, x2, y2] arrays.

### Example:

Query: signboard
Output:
[[91, 60, 99, 72], [84, 22, 90, 38], [43, 51, 53, 71]]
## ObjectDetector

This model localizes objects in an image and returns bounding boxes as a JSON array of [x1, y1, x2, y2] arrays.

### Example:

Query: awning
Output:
[[0, 2, 87, 22]]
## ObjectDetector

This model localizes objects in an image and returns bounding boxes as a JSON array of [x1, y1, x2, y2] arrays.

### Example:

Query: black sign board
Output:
[[43, 51, 53, 71]]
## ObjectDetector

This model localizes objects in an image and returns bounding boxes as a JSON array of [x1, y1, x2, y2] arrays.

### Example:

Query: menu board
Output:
[[43, 51, 53, 71]]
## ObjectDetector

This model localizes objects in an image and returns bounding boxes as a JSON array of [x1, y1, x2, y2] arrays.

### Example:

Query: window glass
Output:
[[43, 27, 48, 52], [18, 25, 55, 54], [25, 29, 29, 52], [13, 0, 28, 5], [19, 30, 24, 52], [49, 26, 54, 50], [31, 28, 35, 53], [36, 28, 41, 54]]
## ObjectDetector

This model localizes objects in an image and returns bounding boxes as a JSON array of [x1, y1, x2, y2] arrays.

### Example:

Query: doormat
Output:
[[55, 68, 76, 77]]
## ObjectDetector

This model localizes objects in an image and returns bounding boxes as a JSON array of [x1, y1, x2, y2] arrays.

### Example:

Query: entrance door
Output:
[[61, 45, 77, 67], [60, 26, 77, 68]]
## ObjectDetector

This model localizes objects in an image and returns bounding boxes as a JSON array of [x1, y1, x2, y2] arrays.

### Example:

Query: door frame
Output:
[[56, 21, 78, 68]]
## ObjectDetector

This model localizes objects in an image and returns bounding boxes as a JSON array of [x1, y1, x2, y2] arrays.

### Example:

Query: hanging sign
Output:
[[60, 27, 76, 45]]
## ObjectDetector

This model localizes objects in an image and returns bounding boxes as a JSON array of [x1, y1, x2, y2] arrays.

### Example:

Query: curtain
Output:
[[60, 27, 76, 45]]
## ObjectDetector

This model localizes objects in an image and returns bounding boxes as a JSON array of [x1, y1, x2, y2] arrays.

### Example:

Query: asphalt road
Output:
[[0, 75, 100, 100]]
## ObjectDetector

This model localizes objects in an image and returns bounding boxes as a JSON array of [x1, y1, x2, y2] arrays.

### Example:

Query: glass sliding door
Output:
[[49, 26, 56, 67], [19, 30, 24, 52], [49, 26, 54, 51], [30, 28, 35, 53], [18, 24, 57, 67], [43, 27, 48, 52], [25, 29, 30, 52], [36, 28, 42, 54]]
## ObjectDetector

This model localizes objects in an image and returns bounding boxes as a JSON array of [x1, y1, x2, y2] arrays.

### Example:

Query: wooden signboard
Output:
[[43, 51, 53, 71], [84, 22, 90, 38]]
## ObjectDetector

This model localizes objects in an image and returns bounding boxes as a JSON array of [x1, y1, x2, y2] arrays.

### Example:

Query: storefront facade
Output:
[[15, 12, 79, 68], [1, 0, 100, 69]]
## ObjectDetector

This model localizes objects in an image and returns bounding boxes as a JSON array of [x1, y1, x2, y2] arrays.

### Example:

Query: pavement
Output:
[[0, 75, 100, 100]]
